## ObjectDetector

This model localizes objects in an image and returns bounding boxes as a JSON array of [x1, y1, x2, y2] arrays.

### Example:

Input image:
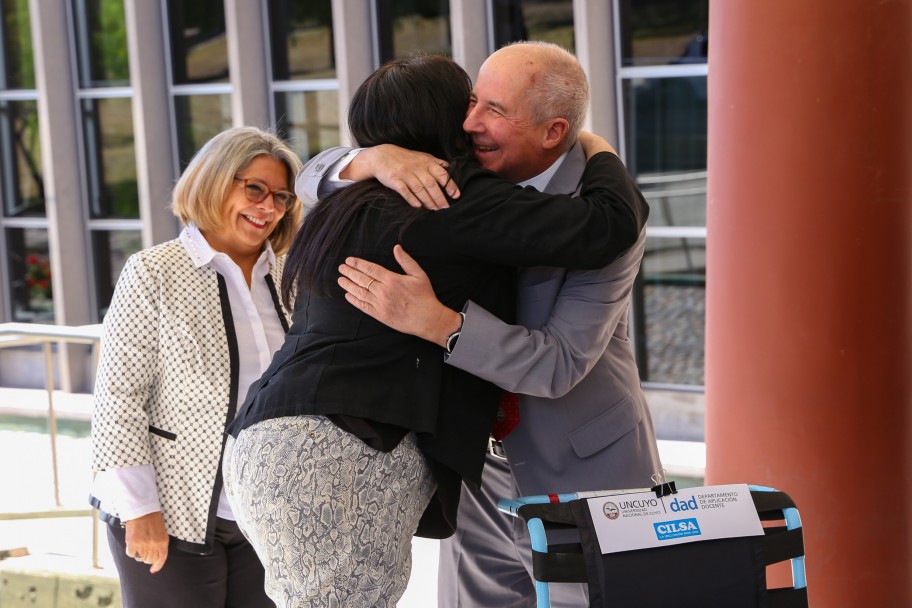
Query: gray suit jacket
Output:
[[447, 143, 662, 496]]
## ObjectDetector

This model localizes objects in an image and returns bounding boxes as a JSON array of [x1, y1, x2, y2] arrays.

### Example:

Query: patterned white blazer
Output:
[[90, 233, 289, 551]]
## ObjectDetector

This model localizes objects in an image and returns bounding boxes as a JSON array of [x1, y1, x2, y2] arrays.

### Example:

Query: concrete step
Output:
[[0, 553, 120, 608]]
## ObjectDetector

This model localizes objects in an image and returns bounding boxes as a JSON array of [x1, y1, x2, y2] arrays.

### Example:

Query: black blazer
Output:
[[228, 152, 648, 536]]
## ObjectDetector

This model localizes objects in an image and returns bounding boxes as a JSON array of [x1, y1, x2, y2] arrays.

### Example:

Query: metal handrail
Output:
[[0, 322, 103, 568], [636, 169, 708, 185]]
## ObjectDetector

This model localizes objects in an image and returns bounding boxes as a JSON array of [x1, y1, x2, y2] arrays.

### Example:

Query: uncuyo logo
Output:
[[602, 501, 620, 520]]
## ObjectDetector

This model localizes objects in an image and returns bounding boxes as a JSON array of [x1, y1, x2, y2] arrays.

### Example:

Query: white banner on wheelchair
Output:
[[586, 484, 764, 554]]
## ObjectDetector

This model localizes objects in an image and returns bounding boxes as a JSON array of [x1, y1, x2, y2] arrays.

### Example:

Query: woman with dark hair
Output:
[[223, 55, 647, 607]]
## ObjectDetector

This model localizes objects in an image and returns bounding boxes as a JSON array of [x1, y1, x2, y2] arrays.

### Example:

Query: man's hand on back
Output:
[[338, 245, 463, 346]]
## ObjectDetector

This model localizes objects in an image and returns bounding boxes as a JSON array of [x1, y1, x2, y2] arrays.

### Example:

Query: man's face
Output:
[[463, 53, 551, 184]]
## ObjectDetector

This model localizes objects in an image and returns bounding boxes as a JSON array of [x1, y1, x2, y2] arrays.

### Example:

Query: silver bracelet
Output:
[[445, 312, 466, 354]]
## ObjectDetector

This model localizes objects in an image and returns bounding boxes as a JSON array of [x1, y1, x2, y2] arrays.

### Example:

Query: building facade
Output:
[[0, 0, 707, 441]]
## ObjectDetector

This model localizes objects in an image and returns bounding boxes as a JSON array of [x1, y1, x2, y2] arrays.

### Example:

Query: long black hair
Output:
[[282, 55, 474, 307]]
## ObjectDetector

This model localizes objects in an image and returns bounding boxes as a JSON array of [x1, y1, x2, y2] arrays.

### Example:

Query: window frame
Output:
[[613, 3, 708, 392]]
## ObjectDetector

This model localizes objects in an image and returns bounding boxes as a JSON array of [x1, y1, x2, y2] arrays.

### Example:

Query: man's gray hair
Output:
[[505, 41, 590, 146]]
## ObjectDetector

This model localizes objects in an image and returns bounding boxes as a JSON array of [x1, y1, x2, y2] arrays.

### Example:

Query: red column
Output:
[[704, 1, 912, 606]]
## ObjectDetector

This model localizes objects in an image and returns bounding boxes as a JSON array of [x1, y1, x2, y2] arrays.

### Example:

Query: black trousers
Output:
[[107, 517, 274, 608]]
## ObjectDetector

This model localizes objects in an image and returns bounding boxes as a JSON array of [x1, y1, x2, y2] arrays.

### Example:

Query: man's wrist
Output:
[[437, 310, 464, 350], [444, 312, 466, 354]]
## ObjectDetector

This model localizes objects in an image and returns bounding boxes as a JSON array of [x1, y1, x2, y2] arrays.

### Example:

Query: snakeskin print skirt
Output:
[[223, 415, 436, 608]]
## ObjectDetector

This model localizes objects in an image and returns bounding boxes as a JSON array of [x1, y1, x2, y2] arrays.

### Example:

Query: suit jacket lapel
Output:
[[517, 142, 585, 325], [543, 142, 586, 195]]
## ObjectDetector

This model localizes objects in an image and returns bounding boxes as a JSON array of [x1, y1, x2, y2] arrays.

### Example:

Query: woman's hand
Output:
[[342, 144, 460, 209], [578, 131, 618, 159], [124, 511, 169, 574]]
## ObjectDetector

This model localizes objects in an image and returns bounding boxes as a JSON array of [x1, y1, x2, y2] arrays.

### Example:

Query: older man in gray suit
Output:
[[303, 42, 661, 607]]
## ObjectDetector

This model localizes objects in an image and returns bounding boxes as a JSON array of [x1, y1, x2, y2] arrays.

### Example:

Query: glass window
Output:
[[491, 0, 574, 49], [622, 76, 707, 178], [92, 229, 141, 318], [637, 236, 705, 385], [72, 0, 130, 88], [275, 90, 340, 161], [268, 0, 335, 80], [622, 68, 707, 387], [0, 0, 35, 90], [638, 170, 706, 228], [5, 227, 54, 322], [81, 97, 139, 218], [0, 99, 43, 217], [618, 0, 707, 67], [375, 0, 451, 63], [167, 0, 229, 85], [174, 94, 232, 168]]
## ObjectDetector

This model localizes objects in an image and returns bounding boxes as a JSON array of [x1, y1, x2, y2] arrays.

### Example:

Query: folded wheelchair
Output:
[[498, 484, 807, 608]]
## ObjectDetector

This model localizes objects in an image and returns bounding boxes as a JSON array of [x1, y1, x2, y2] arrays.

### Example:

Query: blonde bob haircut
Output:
[[170, 126, 304, 255]]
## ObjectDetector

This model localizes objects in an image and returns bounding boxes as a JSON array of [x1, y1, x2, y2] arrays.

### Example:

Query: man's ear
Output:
[[542, 118, 570, 151]]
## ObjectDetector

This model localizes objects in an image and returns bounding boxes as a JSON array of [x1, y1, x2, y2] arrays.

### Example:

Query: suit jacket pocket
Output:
[[149, 425, 177, 441], [567, 395, 640, 459]]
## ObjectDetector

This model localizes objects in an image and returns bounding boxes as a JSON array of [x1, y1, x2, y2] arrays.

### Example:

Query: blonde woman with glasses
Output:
[[90, 126, 302, 608]]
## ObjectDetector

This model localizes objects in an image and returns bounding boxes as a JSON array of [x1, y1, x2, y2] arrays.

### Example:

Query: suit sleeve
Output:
[[294, 146, 356, 207], [445, 233, 645, 398]]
